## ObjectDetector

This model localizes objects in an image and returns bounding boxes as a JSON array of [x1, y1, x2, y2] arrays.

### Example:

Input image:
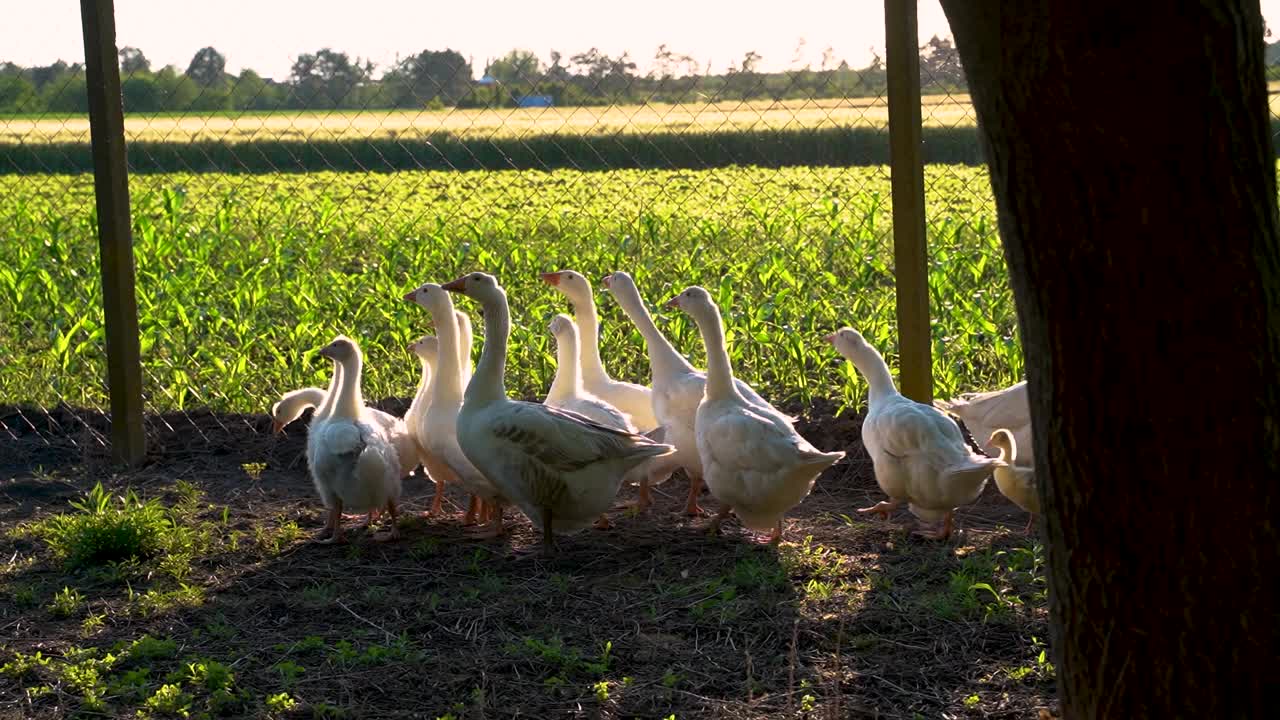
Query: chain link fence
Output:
[[914, 37, 1021, 396], [1, 18, 1020, 464]]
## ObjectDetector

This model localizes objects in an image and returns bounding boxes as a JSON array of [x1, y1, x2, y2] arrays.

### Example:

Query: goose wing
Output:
[[492, 401, 671, 474], [702, 405, 813, 474], [874, 399, 970, 466], [482, 402, 673, 514]]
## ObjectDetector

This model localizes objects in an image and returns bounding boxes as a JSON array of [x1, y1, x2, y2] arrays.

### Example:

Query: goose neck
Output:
[[689, 303, 740, 402], [547, 330, 581, 401], [467, 290, 510, 406], [407, 356, 433, 419], [432, 300, 465, 405], [330, 354, 364, 419], [853, 346, 899, 407], [315, 361, 343, 419], [611, 285, 692, 375], [573, 294, 609, 384]]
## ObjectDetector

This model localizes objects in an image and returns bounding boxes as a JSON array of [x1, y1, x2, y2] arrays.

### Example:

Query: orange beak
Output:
[[823, 333, 837, 344], [441, 277, 467, 292], [271, 420, 284, 435], [539, 272, 561, 286], [402, 289, 417, 302], [601, 274, 613, 290], [664, 296, 680, 309]]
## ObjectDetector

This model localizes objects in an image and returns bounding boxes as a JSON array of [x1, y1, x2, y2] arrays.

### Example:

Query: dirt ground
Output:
[[0, 400, 1057, 719]]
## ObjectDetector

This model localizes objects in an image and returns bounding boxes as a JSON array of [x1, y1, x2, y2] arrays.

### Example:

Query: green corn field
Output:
[[0, 165, 1020, 417]]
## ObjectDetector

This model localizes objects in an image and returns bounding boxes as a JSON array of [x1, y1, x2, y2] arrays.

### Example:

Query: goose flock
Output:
[[270, 269, 1036, 553]]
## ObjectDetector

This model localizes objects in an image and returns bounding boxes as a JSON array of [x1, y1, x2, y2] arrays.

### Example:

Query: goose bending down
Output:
[[275, 378, 414, 451], [540, 270, 659, 431], [666, 287, 844, 544], [271, 387, 329, 435], [827, 328, 1005, 540], [934, 381, 1032, 465], [602, 271, 781, 515], [988, 428, 1039, 533], [444, 272, 676, 554], [404, 284, 505, 532], [307, 336, 402, 543]]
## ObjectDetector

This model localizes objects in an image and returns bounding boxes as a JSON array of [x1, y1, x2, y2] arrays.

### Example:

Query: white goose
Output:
[[403, 333, 444, 514], [545, 313, 651, 530], [666, 286, 844, 544], [988, 428, 1039, 533], [274, 367, 418, 490], [602, 271, 779, 515], [935, 381, 1033, 465], [827, 327, 1006, 540], [404, 284, 505, 532], [307, 336, 402, 543], [444, 272, 676, 554], [276, 384, 383, 527], [404, 310, 473, 517], [545, 313, 633, 430], [402, 334, 439, 448], [541, 269, 659, 431]]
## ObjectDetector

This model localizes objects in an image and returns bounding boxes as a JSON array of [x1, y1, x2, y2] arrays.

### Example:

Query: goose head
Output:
[[987, 428, 1017, 459], [540, 269, 594, 307], [824, 326, 873, 362], [403, 282, 456, 319], [548, 312, 576, 339], [318, 335, 360, 364], [442, 271, 503, 302], [408, 334, 439, 362], [269, 399, 295, 435], [664, 285, 715, 319], [600, 270, 635, 295]]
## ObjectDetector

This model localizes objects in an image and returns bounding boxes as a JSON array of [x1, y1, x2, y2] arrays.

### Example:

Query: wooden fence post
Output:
[[81, 0, 145, 465], [885, 0, 934, 403]]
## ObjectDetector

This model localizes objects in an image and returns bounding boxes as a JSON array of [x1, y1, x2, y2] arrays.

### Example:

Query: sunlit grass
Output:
[[0, 165, 1019, 416]]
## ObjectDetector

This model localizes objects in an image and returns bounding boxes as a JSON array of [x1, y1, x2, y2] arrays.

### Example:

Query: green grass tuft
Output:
[[31, 484, 176, 570]]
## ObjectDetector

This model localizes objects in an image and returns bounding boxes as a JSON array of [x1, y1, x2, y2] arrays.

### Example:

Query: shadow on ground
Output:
[[0, 398, 1056, 719]]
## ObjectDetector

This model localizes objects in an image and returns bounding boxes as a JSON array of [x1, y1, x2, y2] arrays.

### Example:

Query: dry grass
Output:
[[10, 81, 1280, 147], [1, 400, 1056, 719], [0, 95, 979, 146]]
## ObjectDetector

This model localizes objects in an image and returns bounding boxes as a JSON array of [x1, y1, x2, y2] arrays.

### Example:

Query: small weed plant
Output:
[[32, 483, 177, 569]]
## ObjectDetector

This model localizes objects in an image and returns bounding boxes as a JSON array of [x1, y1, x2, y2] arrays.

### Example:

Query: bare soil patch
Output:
[[0, 399, 1056, 719]]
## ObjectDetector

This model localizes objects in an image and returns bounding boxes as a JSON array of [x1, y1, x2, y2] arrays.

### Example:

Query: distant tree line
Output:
[[0, 38, 968, 115]]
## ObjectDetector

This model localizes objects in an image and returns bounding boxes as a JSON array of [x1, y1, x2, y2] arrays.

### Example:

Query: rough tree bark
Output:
[[937, 1, 1278, 716]]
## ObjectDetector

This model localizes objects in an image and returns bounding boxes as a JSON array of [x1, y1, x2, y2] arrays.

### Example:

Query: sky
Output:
[[6, 0, 952, 79], [6, 1, 1280, 80]]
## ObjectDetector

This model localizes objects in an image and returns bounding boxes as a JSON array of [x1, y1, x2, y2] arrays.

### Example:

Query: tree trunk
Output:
[[936, 1, 1279, 716]]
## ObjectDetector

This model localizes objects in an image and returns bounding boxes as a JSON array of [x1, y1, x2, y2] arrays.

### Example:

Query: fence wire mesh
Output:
[[915, 36, 1022, 397], [2, 32, 1023, 461]]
